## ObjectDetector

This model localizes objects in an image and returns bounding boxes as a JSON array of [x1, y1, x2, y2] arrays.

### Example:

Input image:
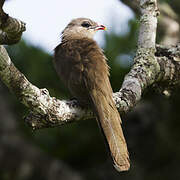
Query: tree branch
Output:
[[0, 16, 26, 44], [0, 0, 180, 130], [114, 0, 159, 112], [121, 0, 180, 45], [0, 0, 26, 45]]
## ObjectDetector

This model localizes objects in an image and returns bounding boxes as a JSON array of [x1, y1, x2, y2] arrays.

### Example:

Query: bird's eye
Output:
[[81, 22, 91, 28]]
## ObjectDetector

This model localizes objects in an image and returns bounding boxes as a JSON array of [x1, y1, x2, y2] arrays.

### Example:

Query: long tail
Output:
[[90, 89, 130, 171]]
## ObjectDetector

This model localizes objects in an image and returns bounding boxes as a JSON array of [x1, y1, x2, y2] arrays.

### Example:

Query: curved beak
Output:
[[95, 25, 107, 31]]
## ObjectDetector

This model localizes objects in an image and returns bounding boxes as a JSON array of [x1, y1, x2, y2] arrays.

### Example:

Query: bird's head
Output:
[[61, 18, 106, 40]]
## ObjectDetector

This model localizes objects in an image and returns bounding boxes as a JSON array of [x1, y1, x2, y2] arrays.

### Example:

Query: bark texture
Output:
[[0, 0, 179, 131], [121, 0, 180, 45]]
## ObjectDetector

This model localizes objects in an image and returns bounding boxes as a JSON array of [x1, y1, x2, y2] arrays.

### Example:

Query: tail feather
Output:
[[90, 89, 130, 171]]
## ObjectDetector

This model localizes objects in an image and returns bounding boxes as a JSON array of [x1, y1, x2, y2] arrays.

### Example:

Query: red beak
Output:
[[95, 25, 107, 31]]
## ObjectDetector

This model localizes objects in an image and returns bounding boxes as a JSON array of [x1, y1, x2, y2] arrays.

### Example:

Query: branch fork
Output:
[[0, 0, 180, 131]]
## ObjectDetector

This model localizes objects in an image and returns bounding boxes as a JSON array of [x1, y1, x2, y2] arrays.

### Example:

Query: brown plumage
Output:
[[54, 18, 130, 171]]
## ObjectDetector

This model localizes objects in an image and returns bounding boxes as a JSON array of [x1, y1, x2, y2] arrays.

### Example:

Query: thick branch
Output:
[[0, 0, 26, 45], [0, 16, 26, 44], [121, 0, 180, 45], [115, 0, 159, 112]]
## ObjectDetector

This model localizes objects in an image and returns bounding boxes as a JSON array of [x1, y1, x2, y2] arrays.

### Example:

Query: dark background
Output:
[[0, 0, 180, 179]]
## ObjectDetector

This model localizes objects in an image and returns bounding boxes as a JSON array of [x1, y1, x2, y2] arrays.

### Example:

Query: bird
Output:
[[53, 18, 130, 171]]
